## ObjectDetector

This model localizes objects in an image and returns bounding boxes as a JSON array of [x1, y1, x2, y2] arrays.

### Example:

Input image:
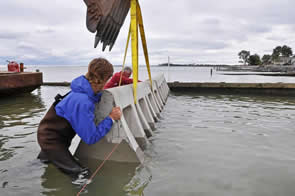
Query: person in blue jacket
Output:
[[37, 58, 121, 179]]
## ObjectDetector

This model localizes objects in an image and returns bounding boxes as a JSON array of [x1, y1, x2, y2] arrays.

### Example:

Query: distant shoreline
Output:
[[218, 65, 295, 73]]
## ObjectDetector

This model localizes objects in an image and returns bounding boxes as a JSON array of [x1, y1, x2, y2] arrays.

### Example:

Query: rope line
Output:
[[76, 143, 120, 196]]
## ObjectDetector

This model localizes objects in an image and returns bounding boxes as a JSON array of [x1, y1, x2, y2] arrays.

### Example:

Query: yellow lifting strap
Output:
[[130, 0, 138, 104], [137, 2, 153, 90], [129, 0, 153, 104]]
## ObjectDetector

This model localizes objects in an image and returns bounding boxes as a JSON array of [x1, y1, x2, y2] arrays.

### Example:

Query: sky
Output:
[[0, 0, 294, 66]]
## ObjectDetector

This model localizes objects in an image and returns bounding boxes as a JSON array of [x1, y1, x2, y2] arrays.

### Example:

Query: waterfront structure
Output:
[[0, 72, 43, 96], [273, 56, 295, 65]]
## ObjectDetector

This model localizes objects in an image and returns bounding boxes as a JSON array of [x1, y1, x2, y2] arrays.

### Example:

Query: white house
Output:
[[273, 56, 295, 65]]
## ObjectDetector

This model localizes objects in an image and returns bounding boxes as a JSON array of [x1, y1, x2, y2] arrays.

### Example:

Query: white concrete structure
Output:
[[70, 74, 169, 164]]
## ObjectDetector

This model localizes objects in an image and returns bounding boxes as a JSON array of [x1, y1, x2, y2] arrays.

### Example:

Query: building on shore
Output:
[[273, 56, 295, 65]]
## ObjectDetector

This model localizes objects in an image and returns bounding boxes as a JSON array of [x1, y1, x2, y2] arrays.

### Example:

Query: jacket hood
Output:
[[71, 75, 102, 102]]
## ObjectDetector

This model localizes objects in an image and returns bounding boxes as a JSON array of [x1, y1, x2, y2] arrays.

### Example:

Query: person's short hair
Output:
[[86, 58, 114, 83], [123, 66, 132, 73]]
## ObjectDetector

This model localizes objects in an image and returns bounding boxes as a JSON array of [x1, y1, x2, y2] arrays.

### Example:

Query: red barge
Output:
[[0, 61, 43, 96]]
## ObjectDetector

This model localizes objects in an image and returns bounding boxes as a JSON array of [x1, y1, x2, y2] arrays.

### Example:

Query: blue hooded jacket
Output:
[[55, 75, 113, 145]]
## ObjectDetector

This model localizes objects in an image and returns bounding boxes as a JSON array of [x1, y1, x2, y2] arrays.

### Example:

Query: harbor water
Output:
[[1, 66, 295, 195]]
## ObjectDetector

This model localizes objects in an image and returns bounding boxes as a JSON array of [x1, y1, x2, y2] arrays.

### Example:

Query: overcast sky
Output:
[[0, 0, 294, 65]]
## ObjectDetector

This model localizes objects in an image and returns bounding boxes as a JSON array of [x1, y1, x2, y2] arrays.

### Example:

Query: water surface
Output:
[[1, 86, 295, 195]]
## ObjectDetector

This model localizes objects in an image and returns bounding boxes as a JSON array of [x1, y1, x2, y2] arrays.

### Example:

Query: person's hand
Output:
[[109, 107, 122, 121]]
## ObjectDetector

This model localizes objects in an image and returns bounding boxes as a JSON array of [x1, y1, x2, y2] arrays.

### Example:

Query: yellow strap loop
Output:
[[121, 0, 151, 104], [119, 24, 131, 87]]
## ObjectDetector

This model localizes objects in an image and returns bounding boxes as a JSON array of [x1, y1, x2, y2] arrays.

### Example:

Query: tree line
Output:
[[238, 45, 293, 65]]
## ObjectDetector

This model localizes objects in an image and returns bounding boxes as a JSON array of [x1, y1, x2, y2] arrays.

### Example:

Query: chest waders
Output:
[[37, 92, 89, 180]]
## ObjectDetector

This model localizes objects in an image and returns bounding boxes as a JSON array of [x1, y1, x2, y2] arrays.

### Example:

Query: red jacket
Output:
[[104, 71, 139, 89]]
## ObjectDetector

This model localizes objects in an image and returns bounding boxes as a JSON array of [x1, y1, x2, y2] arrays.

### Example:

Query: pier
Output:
[[168, 82, 295, 96]]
